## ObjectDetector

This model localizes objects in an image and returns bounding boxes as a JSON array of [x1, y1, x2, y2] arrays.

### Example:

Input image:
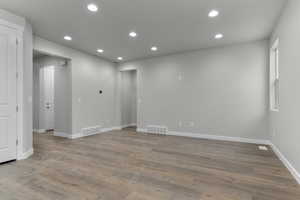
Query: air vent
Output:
[[146, 125, 168, 135], [81, 125, 102, 136]]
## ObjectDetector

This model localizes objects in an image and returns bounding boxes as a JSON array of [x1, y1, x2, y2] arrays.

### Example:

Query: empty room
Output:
[[0, 0, 300, 199]]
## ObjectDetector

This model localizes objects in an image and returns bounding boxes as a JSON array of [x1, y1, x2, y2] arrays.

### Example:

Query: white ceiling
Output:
[[0, 0, 286, 62]]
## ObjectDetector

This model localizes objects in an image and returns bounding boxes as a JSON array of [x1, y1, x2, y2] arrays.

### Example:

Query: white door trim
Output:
[[0, 19, 25, 160], [16, 33, 24, 160]]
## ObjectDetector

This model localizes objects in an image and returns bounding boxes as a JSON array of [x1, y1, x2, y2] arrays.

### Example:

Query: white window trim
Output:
[[270, 38, 279, 112]]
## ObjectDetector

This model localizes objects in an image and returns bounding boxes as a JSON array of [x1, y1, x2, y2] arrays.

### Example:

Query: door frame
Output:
[[0, 19, 25, 160], [119, 67, 139, 129]]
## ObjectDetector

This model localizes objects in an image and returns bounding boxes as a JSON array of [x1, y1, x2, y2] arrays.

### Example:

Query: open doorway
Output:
[[120, 70, 137, 131], [33, 50, 72, 136]]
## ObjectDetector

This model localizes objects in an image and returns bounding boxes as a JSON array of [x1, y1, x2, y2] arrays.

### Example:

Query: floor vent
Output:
[[147, 125, 168, 135], [81, 125, 102, 136]]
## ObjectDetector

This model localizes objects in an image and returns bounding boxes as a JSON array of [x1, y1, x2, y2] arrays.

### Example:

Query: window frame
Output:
[[270, 38, 279, 112]]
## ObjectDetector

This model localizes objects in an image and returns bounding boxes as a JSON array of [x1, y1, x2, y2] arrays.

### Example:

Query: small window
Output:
[[270, 39, 279, 111]]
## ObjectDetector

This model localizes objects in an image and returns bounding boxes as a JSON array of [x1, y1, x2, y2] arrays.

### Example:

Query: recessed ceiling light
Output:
[[208, 10, 219, 18], [129, 31, 138, 38], [215, 33, 223, 39], [151, 46, 158, 51], [97, 49, 104, 53], [87, 3, 98, 12], [64, 35, 72, 41], [118, 57, 123, 61]]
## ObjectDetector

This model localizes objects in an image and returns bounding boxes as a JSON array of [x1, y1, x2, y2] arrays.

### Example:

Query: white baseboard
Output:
[[102, 126, 123, 132], [137, 128, 269, 145], [33, 129, 46, 133], [18, 148, 34, 160], [70, 127, 122, 139], [54, 132, 71, 138], [168, 131, 270, 145], [137, 128, 147, 133], [112, 126, 122, 130], [69, 133, 83, 139], [270, 143, 300, 184]]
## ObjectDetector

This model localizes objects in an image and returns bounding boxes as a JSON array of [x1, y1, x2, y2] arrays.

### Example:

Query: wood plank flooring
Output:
[[0, 128, 300, 200]]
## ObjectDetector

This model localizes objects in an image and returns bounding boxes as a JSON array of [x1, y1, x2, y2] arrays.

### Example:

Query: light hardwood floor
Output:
[[0, 128, 300, 200]]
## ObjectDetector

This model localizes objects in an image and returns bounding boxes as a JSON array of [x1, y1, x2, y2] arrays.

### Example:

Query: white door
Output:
[[40, 66, 54, 131], [0, 26, 17, 163]]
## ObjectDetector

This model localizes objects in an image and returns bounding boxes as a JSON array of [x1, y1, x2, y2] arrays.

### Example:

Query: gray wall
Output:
[[33, 58, 39, 130], [34, 37, 118, 135], [270, 0, 300, 174], [119, 40, 269, 140], [33, 55, 72, 134], [121, 70, 137, 126], [23, 21, 33, 153], [54, 59, 72, 134]]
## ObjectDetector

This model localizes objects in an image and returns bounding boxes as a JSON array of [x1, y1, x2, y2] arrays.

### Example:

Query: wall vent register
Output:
[[146, 125, 168, 135]]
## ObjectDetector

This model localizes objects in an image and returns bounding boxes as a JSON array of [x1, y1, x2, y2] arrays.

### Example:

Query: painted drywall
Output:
[[119, 40, 269, 140], [54, 59, 72, 134], [33, 58, 39, 130], [22, 21, 33, 153], [34, 37, 118, 135], [121, 70, 137, 126], [270, 0, 300, 176], [33, 55, 72, 134]]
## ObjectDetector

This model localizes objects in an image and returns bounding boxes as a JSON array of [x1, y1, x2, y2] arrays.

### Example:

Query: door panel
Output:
[[40, 66, 54, 131], [0, 26, 17, 163]]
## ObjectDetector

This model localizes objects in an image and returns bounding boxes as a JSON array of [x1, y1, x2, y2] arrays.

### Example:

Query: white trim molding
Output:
[[33, 129, 46, 133], [137, 128, 147, 133], [102, 127, 121, 132], [54, 132, 70, 138], [18, 148, 33, 160], [56, 127, 122, 140], [167, 131, 270, 145], [270, 143, 300, 184], [69, 133, 83, 139], [137, 128, 270, 145]]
